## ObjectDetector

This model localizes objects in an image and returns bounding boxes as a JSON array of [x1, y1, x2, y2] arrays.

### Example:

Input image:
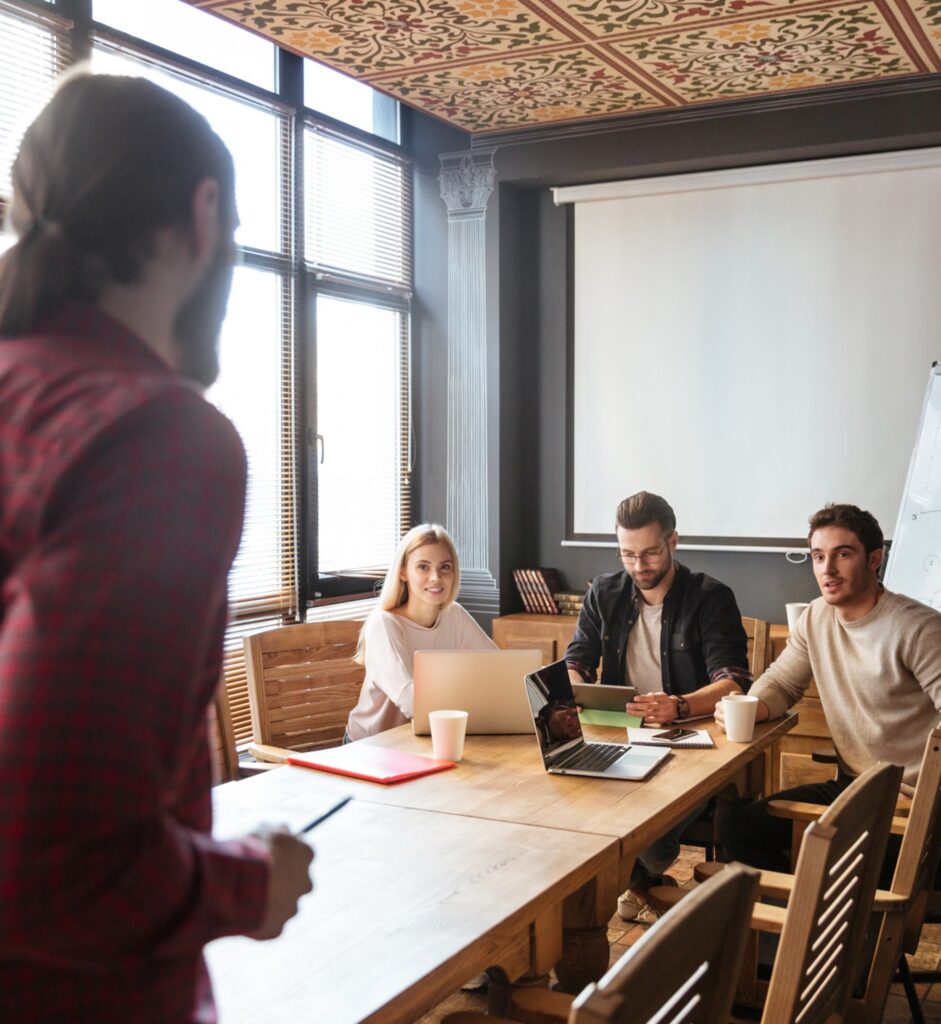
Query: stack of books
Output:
[[512, 568, 561, 614], [553, 591, 585, 616]]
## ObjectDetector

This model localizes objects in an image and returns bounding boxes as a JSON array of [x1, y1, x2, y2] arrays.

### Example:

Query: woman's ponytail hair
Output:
[[0, 71, 235, 338]]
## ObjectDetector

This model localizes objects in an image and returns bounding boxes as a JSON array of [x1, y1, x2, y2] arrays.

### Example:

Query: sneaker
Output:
[[617, 874, 677, 923]]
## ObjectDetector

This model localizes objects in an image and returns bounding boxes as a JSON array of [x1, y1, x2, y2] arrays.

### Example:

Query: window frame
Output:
[[305, 281, 412, 601], [0, 0, 415, 739], [301, 115, 413, 603]]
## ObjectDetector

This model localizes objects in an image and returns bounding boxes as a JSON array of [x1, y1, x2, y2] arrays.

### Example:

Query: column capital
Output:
[[439, 149, 496, 216]]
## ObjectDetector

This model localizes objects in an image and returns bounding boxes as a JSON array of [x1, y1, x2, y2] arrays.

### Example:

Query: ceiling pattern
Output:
[[187, 0, 941, 134]]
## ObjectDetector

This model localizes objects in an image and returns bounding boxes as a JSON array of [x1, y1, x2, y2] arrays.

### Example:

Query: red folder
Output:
[[287, 744, 456, 785]]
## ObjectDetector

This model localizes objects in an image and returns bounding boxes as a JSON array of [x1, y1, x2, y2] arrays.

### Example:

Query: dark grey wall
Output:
[[409, 80, 941, 624], [408, 111, 469, 529], [505, 186, 824, 623]]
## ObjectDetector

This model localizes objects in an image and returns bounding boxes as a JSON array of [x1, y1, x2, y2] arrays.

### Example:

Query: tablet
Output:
[[571, 681, 636, 712]]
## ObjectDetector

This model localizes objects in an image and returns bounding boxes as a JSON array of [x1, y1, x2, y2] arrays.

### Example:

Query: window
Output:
[[304, 58, 399, 144], [315, 295, 410, 577], [93, 0, 276, 91], [0, 0, 411, 743], [305, 125, 412, 597], [305, 127, 411, 285], [208, 265, 295, 739], [0, 0, 70, 243], [85, 34, 296, 741]]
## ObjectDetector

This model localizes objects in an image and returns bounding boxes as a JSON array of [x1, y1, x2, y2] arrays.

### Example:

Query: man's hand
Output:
[[715, 697, 769, 732], [627, 692, 678, 726], [248, 827, 314, 940], [567, 668, 588, 689]]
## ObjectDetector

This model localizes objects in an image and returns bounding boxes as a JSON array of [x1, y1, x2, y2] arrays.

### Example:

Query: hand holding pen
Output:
[[247, 797, 352, 941]]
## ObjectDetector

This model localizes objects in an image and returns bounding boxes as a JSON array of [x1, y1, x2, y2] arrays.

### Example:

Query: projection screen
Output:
[[554, 148, 941, 549]]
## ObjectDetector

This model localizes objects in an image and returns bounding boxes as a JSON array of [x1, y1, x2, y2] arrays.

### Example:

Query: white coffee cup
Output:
[[785, 602, 809, 633], [722, 693, 759, 743], [428, 709, 468, 762]]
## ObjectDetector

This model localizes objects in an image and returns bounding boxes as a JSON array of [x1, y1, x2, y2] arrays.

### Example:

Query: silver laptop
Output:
[[412, 649, 543, 735], [524, 660, 669, 780]]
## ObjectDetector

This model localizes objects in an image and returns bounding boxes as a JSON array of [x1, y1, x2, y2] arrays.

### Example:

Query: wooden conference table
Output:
[[208, 715, 795, 1023], [209, 786, 615, 1024]]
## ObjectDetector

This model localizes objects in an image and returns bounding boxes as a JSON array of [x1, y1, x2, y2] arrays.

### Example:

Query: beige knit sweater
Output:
[[751, 589, 941, 786]]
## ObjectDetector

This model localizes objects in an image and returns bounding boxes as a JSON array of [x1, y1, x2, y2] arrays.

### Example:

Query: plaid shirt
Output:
[[0, 306, 270, 1022]]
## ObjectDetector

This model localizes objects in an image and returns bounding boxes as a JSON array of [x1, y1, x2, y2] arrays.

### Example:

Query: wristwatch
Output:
[[673, 695, 690, 720]]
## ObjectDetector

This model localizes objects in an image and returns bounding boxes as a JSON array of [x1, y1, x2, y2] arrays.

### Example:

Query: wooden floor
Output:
[[416, 845, 941, 1024]]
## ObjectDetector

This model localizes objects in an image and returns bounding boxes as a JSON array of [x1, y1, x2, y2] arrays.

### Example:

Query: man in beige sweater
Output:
[[717, 503, 941, 871]]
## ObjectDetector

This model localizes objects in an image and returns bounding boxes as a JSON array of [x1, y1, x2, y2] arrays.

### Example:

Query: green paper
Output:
[[577, 709, 643, 728]]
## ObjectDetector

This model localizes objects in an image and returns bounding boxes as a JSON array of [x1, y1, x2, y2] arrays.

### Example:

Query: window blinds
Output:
[[305, 124, 412, 290], [0, 1, 70, 206]]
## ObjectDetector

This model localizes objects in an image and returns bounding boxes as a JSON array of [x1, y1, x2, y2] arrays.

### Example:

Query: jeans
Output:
[[718, 775, 914, 890], [634, 801, 710, 881], [718, 777, 851, 873]]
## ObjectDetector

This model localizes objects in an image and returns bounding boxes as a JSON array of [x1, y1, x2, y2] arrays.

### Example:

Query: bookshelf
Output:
[[491, 613, 578, 666]]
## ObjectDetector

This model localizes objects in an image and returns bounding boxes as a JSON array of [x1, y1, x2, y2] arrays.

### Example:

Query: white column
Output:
[[438, 149, 499, 617]]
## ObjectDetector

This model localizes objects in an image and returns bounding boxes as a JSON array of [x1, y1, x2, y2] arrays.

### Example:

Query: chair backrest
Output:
[[842, 728, 941, 1024], [209, 680, 239, 784], [741, 616, 771, 679], [888, 726, 941, 951], [244, 620, 365, 752], [568, 863, 760, 1024], [762, 761, 903, 1024]]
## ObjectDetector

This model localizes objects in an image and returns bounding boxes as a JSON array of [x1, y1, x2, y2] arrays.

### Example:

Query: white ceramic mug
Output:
[[722, 693, 759, 743], [785, 602, 809, 633], [428, 709, 468, 762]]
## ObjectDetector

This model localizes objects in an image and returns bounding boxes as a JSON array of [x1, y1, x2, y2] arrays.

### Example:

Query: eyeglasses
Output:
[[617, 542, 667, 567]]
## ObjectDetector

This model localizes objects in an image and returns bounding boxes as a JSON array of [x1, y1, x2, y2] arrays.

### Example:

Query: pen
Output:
[[295, 796, 353, 835]]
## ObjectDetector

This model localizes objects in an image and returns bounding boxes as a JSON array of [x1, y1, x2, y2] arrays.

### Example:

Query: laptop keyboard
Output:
[[561, 742, 625, 772]]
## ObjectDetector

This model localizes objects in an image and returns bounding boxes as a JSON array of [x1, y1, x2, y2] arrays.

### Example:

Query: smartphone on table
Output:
[[652, 727, 699, 741]]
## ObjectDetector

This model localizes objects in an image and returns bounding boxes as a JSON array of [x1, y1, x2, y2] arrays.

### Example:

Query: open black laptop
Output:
[[524, 660, 669, 780]]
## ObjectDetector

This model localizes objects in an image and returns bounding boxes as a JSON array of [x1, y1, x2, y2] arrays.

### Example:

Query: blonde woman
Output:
[[345, 523, 496, 741]]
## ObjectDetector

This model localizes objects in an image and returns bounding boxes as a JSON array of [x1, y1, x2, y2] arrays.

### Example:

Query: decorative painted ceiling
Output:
[[186, 0, 941, 134]]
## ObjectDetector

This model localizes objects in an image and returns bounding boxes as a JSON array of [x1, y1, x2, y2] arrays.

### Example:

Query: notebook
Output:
[[412, 648, 543, 735], [626, 727, 715, 749], [523, 660, 669, 781], [288, 744, 456, 785]]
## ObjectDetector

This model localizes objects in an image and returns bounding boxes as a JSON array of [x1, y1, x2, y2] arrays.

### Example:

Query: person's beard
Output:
[[172, 238, 235, 388], [630, 547, 673, 591]]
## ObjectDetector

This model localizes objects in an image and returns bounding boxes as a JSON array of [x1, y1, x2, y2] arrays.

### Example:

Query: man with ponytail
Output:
[[0, 74, 312, 1021]]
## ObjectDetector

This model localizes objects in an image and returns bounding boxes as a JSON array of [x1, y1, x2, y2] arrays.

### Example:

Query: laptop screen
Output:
[[523, 659, 585, 765]]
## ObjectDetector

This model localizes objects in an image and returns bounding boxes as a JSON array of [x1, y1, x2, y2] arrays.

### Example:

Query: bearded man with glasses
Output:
[[565, 490, 750, 923]]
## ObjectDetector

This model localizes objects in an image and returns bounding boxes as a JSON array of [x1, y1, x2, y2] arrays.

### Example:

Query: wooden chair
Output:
[[766, 727, 941, 1024], [244, 620, 365, 763], [648, 761, 903, 1024], [442, 863, 760, 1024], [209, 681, 239, 784], [742, 616, 772, 679]]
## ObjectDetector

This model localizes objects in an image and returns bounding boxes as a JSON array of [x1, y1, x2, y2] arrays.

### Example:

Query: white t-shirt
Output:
[[626, 600, 663, 693], [346, 602, 496, 740]]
